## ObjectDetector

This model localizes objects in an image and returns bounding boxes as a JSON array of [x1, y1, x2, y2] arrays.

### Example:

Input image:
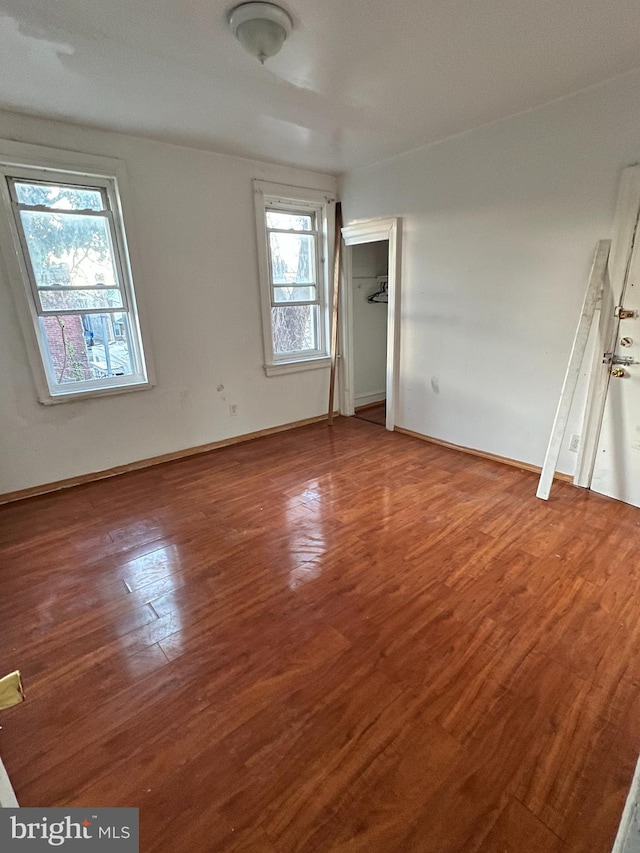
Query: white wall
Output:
[[340, 69, 640, 475], [0, 110, 336, 495], [351, 241, 388, 406]]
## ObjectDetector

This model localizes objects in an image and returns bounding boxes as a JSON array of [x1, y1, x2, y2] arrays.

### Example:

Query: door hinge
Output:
[[615, 306, 637, 319]]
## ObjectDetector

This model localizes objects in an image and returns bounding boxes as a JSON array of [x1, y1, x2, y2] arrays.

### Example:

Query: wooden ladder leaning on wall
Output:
[[327, 202, 342, 425]]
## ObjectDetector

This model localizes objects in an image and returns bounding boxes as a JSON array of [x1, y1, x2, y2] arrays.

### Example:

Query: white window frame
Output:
[[253, 180, 335, 377], [0, 140, 154, 404]]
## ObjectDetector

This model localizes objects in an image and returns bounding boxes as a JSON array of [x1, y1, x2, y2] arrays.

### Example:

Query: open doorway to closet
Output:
[[351, 239, 388, 426], [340, 218, 401, 431]]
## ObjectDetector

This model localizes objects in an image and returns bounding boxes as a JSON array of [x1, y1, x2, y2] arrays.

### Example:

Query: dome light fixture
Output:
[[228, 2, 293, 65]]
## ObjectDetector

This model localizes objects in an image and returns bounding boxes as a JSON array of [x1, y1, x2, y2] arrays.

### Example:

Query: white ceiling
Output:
[[1, 0, 639, 175]]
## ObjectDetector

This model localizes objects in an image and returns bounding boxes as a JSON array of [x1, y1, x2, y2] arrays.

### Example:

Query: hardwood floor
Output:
[[1, 417, 639, 852]]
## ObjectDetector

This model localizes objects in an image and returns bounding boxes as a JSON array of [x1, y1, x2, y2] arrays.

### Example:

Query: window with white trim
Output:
[[0, 157, 149, 402], [254, 181, 334, 376]]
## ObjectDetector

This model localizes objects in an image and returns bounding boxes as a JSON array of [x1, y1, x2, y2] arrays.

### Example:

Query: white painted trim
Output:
[[251, 180, 335, 207], [341, 218, 401, 432], [0, 757, 18, 807], [253, 180, 335, 376], [537, 240, 610, 500], [0, 139, 156, 404], [264, 356, 331, 377], [0, 139, 126, 178], [575, 165, 640, 488]]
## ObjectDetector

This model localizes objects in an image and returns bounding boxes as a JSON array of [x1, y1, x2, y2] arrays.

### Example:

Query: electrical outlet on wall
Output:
[[569, 434, 580, 453]]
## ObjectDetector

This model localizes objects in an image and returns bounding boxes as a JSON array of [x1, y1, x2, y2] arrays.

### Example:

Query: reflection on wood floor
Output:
[[354, 401, 386, 426], [1, 417, 638, 852]]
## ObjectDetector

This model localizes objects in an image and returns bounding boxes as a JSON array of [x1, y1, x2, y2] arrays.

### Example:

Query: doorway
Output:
[[351, 240, 388, 427], [340, 218, 401, 431]]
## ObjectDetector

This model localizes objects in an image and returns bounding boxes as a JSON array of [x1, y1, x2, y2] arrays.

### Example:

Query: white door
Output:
[[591, 232, 640, 507]]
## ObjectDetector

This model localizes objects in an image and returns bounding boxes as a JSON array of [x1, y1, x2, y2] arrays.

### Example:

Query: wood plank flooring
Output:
[[1, 417, 639, 852], [354, 401, 386, 426]]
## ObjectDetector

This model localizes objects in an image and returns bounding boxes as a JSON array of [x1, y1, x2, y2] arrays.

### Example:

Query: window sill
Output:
[[264, 356, 331, 377], [39, 380, 153, 405]]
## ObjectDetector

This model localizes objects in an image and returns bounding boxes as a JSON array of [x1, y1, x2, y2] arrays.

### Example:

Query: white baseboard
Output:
[[0, 757, 18, 807], [355, 391, 386, 408]]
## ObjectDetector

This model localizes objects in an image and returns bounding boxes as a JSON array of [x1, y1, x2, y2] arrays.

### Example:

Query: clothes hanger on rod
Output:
[[367, 277, 388, 304]]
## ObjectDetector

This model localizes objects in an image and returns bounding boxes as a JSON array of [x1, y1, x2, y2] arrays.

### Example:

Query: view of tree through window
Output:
[[10, 180, 136, 385], [266, 209, 319, 355]]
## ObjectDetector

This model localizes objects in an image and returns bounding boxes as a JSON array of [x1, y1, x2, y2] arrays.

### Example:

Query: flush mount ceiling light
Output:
[[228, 2, 293, 64]]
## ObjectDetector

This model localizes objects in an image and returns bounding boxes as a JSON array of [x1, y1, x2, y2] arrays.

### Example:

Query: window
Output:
[[254, 181, 335, 376], [0, 147, 150, 403]]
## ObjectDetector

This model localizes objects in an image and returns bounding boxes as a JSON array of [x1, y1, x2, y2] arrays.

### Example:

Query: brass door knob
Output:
[[612, 367, 626, 378]]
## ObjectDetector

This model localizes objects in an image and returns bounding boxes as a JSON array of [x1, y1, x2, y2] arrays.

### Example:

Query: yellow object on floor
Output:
[[0, 671, 24, 711]]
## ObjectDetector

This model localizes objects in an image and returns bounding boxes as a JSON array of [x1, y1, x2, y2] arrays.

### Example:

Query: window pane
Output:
[[39, 289, 123, 312], [271, 305, 318, 354], [273, 286, 316, 303], [19, 210, 118, 290], [14, 182, 104, 211], [40, 313, 134, 385], [266, 211, 313, 231], [269, 232, 315, 285]]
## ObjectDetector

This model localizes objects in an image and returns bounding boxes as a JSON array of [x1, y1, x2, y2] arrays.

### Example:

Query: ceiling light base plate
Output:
[[229, 3, 293, 63]]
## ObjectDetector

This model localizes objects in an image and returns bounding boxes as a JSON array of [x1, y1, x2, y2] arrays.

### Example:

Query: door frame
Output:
[[340, 218, 402, 431]]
